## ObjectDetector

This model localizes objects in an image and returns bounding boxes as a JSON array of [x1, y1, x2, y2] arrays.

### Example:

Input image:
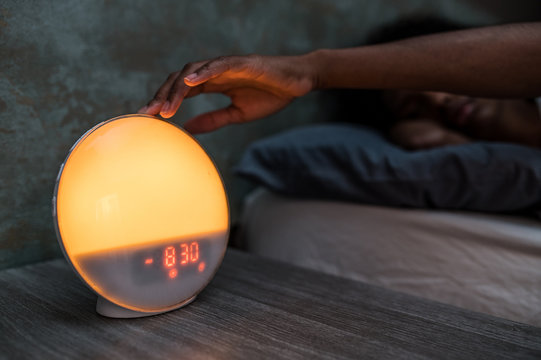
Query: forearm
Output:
[[307, 22, 541, 98]]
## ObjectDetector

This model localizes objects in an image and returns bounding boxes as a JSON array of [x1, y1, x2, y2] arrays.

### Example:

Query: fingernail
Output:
[[161, 101, 170, 114], [137, 106, 148, 113], [184, 73, 198, 83]]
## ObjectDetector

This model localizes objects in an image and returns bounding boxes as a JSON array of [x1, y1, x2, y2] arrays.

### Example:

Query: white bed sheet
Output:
[[238, 188, 541, 326]]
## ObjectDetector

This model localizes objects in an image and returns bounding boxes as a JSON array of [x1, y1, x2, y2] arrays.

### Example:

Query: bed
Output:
[[236, 188, 541, 326]]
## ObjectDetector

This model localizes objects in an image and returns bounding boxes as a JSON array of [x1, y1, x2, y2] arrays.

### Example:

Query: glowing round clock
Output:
[[53, 114, 229, 318]]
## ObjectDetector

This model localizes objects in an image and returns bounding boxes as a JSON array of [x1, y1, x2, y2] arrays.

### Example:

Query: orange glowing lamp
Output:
[[53, 114, 229, 318]]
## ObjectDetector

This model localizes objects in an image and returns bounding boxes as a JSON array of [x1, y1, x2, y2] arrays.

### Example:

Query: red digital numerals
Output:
[[163, 242, 199, 269], [164, 246, 176, 268]]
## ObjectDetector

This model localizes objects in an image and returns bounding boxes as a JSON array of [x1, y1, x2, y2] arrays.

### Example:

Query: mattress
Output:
[[237, 188, 541, 326]]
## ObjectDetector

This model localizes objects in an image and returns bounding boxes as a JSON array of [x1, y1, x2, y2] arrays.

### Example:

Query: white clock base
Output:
[[96, 295, 197, 318]]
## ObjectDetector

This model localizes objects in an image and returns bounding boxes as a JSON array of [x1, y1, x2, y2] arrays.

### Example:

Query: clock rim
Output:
[[51, 114, 230, 313]]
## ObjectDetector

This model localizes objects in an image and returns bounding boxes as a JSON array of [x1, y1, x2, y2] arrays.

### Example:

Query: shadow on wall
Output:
[[1, 0, 540, 269]]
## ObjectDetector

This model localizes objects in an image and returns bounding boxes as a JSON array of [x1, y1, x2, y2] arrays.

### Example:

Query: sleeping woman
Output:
[[138, 19, 541, 148]]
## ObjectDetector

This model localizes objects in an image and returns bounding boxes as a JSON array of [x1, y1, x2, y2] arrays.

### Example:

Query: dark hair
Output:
[[325, 16, 469, 131]]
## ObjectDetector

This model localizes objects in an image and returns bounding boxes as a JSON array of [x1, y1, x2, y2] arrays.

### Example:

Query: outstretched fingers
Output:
[[161, 57, 243, 118], [138, 56, 249, 120], [138, 71, 181, 115], [138, 61, 205, 117], [160, 62, 205, 118]]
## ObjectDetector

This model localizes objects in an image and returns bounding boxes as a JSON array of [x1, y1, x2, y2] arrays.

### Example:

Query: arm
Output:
[[140, 22, 541, 133], [312, 22, 541, 98]]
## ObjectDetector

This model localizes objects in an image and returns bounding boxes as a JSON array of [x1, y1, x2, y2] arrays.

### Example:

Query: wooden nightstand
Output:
[[1, 249, 540, 359]]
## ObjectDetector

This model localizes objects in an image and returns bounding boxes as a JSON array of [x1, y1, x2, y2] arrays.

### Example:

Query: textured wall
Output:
[[1, 0, 540, 269]]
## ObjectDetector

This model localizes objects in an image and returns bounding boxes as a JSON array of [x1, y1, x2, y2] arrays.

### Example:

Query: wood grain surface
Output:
[[1, 249, 540, 359]]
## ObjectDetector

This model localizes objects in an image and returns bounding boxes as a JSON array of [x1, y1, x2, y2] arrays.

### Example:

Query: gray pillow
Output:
[[235, 124, 541, 212]]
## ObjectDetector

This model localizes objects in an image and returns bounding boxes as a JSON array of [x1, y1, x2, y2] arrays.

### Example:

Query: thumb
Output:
[[183, 106, 243, 134]]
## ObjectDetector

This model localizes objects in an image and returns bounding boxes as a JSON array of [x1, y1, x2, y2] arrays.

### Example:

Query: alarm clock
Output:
[[52, 114, 229, 318]]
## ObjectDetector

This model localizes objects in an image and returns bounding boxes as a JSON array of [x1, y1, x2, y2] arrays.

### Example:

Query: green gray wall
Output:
[[1, 0, 540, 269]]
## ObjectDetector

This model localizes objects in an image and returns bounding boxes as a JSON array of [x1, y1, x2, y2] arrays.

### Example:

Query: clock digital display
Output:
[[163, 242, 200, 272], [139, 241, 206, 280], [75, 235, 222, 310]]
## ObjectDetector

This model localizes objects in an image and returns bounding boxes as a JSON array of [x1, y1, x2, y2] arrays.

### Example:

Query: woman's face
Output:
[[383, 90, 541, 147]]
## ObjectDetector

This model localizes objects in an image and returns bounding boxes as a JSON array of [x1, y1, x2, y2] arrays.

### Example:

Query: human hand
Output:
[[138, 54, 316, 133]]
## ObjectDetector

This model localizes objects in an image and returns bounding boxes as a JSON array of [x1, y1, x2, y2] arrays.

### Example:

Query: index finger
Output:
[[162, 57, 243, 118], [183, 56, 242, 86], [159, 61, 207, 118], [138, 71, 181, 115]]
